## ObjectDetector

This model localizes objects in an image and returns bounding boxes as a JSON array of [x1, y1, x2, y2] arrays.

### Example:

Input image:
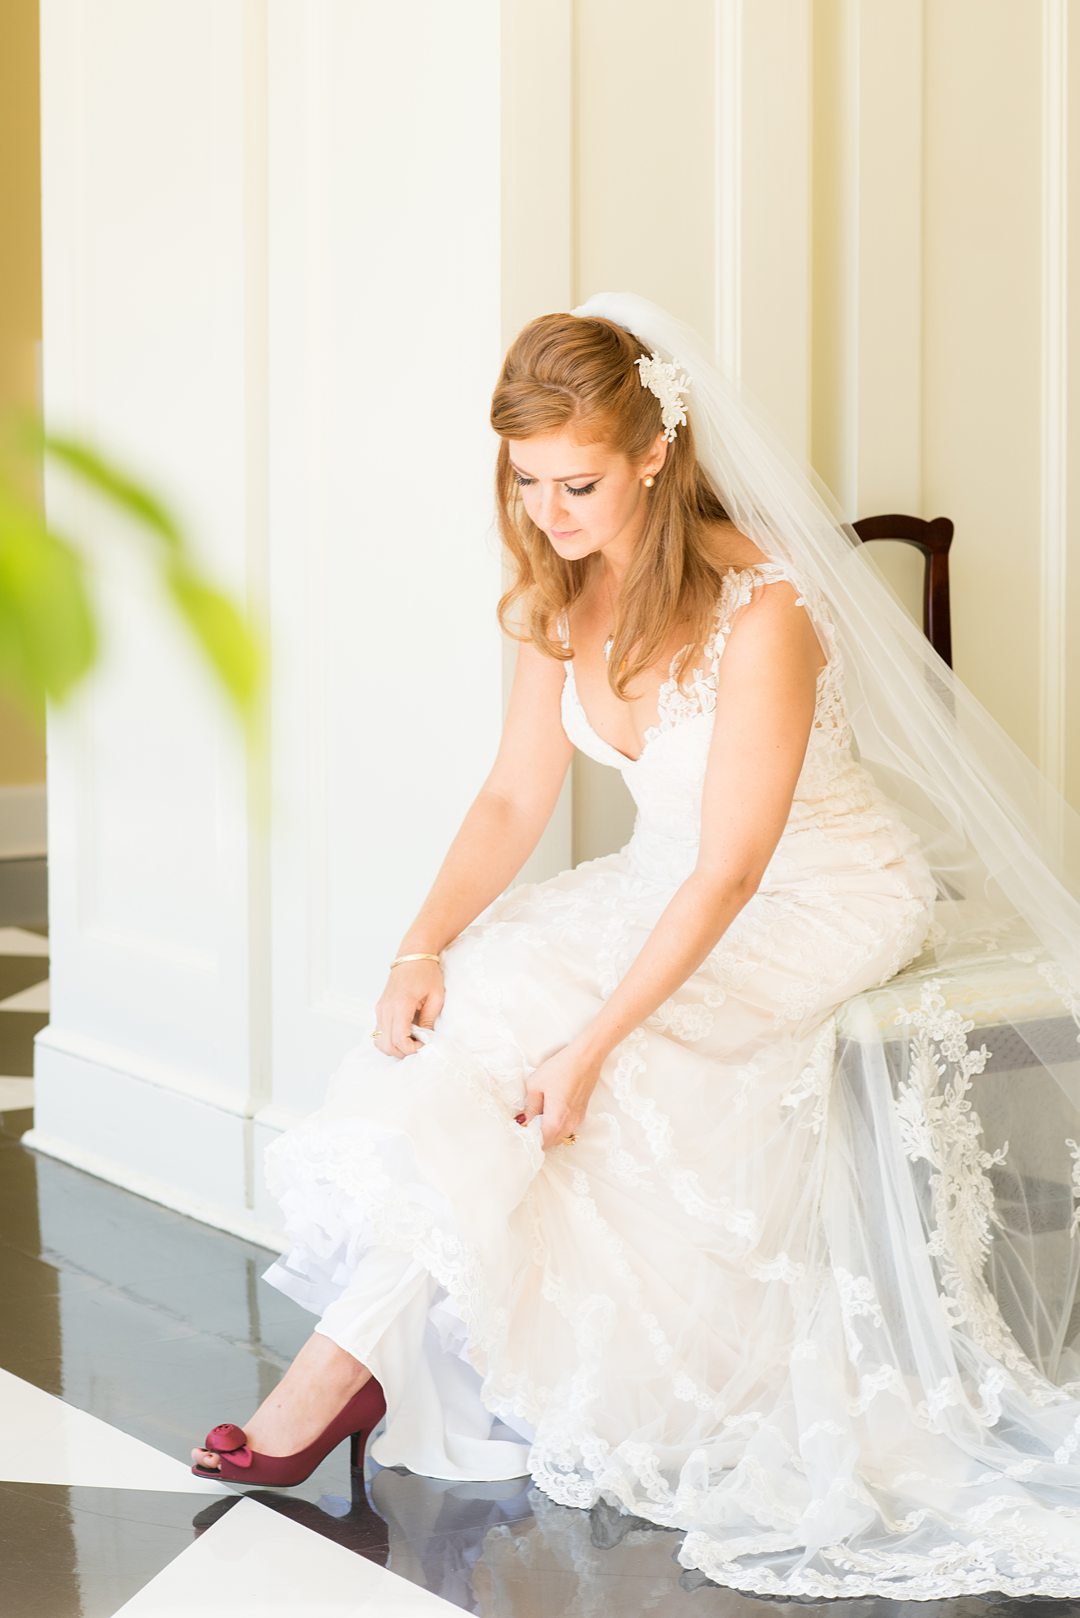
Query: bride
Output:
[[190, 292, 1080, 1601]]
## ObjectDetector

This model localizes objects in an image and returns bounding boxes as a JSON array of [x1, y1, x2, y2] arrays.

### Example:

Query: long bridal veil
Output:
[[565, 291, 1080, 1598]]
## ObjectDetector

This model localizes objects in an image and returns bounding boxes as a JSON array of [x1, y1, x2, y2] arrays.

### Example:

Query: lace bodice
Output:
[[557, 562, 894, 886]]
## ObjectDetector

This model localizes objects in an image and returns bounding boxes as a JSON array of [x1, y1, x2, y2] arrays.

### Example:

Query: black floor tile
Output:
[[0, 1008, 48, 1080], [0, 856, 47, 932]]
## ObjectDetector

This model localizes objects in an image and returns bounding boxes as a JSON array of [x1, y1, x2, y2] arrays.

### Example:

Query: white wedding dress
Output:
[[262, 561, 1080, 1601]]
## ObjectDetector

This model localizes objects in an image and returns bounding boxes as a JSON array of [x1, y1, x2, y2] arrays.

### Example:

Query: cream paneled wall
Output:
[[922, 3, 1044, 767], [28, 0, 1080, 1237], [571, 0, 1080, 863]]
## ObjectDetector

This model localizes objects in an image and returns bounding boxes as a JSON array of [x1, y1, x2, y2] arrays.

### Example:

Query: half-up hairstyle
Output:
[[490, 310, 737, 700]]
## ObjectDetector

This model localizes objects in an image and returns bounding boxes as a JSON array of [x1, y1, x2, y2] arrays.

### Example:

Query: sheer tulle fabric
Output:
[[263, 293, 1080, 1599]]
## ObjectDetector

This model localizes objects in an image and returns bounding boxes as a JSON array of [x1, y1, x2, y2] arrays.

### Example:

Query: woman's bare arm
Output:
[[571, 579, 823, 1063], [376, 631, 573, 1056], [395, 634, 574, 955]]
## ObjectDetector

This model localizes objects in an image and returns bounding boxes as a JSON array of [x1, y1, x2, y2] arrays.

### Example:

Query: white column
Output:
[[30, 0, 573, 1244], [28, 0, 270, 1239]]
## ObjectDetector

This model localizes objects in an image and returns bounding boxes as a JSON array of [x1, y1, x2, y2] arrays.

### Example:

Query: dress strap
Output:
[[743, 558, 801, 592], [704, 561, 810, 674]]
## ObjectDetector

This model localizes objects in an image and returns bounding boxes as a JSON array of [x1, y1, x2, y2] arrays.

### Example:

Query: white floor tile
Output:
[[0, 1078, 34, 1109], [0, 927, 49, 958], [110, 1493, 462, 1616], [0, 977, 49, 1012], [0, 1367, 228, 1494]]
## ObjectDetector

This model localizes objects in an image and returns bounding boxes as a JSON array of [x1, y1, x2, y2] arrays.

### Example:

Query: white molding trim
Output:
[[1040, 0, 1069, 832], [710, 0, 812, 453], [0, 785, 47, 859], [26, 1032, 290, 1250]]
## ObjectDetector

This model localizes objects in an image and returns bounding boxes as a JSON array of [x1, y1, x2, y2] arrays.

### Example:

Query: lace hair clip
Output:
[[634, 349, 691, 442]]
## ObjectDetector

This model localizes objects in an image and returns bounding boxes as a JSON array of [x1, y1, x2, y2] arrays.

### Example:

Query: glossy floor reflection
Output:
[[0, 865, 1067, 1616]]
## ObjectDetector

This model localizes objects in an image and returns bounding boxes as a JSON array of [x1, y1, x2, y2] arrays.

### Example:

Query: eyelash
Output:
[[513, 476, 598, 498]]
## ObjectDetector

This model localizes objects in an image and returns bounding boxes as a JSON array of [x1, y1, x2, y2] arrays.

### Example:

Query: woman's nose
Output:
[[535, 486, 567, 529]]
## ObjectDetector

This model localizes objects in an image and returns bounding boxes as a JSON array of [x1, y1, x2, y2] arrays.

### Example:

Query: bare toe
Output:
[[192, 1447, 220, 1469]]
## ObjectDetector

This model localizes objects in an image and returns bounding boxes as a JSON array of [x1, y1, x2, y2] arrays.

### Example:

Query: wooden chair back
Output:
[[850, 513, 955, 668]]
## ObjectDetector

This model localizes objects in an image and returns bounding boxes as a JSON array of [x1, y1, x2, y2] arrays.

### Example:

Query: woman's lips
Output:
[[551, 528, 579, 538]]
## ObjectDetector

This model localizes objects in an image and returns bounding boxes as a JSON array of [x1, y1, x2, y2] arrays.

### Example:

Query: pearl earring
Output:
[[643, 475, 655, 487]]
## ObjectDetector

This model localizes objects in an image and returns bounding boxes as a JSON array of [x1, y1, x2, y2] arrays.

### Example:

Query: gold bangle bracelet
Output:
[[390, 952, 442, 968]]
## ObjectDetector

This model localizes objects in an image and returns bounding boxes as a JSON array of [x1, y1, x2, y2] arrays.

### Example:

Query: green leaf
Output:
[[8, 411, 185, 553], [0, 411, 267, 737], [164, 556, 268, 725], [0, 479, 98, 715]]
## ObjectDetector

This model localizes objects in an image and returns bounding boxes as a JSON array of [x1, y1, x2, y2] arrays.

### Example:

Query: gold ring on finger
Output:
[[561, 1133, 577, 1145]]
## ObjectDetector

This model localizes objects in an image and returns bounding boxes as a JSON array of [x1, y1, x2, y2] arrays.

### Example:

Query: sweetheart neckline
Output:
[[563, 657, 699, 768], [564, 655, 834, 771], [560, 562, 814, 769]]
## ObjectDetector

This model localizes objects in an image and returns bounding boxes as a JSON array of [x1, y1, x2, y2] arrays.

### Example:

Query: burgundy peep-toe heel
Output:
[[190, 1374, 387, 1486]]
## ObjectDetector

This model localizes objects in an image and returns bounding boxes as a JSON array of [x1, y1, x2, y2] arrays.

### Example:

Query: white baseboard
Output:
[[26, 1038, 290, 1252]]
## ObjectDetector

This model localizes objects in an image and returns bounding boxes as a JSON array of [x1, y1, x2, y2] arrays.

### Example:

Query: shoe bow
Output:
[[204, 1423, 254, 1467]]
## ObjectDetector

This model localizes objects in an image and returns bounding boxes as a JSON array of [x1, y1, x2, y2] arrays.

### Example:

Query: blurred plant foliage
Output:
[[0, 405, 269, 772]]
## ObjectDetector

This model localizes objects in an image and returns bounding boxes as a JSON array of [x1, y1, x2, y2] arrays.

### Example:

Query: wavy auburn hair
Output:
[[490, 310, 736, 699]]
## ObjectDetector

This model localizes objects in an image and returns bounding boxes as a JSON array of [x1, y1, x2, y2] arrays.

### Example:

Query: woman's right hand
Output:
[[372, 960, 445, 1058]]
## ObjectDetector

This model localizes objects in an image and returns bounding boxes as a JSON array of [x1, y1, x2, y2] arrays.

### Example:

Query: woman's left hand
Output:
[[514, 1039, 605, 1149]]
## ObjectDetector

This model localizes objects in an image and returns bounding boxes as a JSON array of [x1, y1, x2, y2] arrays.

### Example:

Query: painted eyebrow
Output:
[[508, 460, 601, 481]]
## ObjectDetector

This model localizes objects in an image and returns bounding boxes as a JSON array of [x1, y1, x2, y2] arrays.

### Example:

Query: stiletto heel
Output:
[[191, 1374, 386, 1487]]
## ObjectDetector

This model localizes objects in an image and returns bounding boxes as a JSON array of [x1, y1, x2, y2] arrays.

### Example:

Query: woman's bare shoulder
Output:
[[700, 519, 771, 574], [701, 521, 826, 678]]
